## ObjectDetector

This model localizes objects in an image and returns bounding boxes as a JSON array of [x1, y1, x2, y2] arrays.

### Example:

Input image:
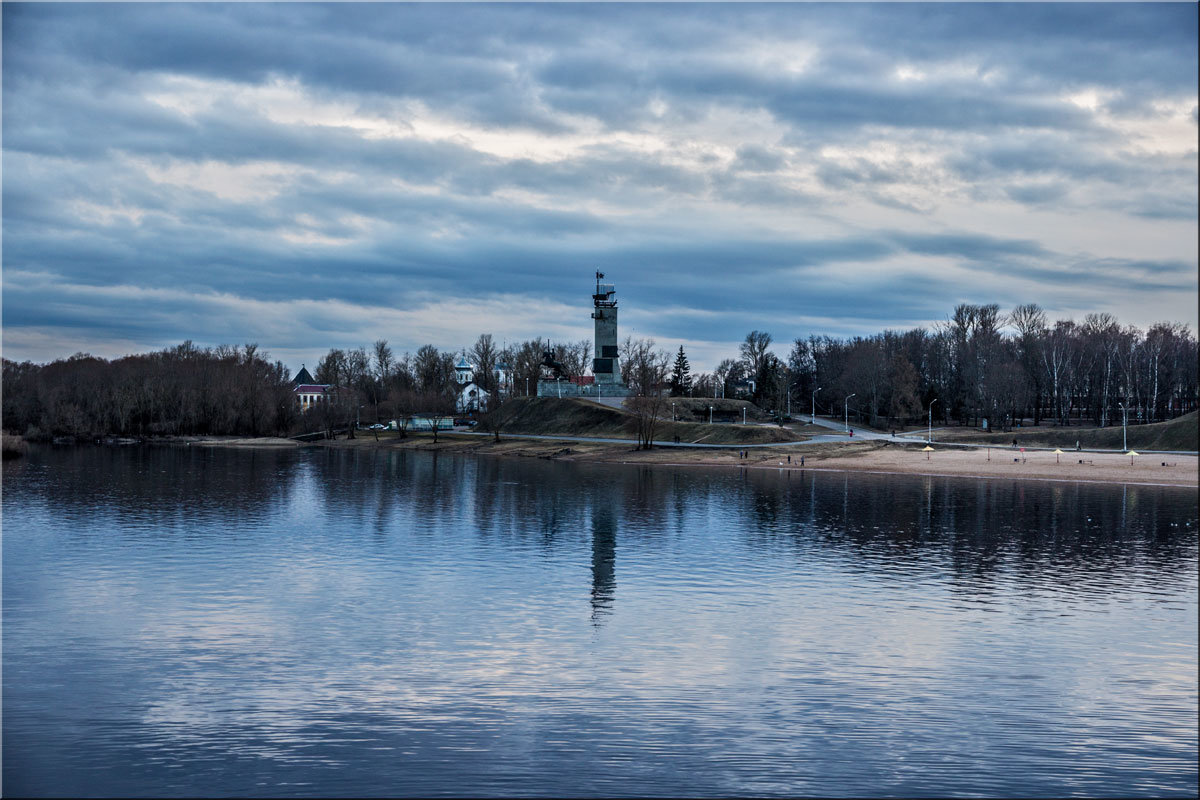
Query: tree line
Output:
[[3, 342, 295, 440], [3, 303, 1195, 441], [690, 304, 1196, 430]]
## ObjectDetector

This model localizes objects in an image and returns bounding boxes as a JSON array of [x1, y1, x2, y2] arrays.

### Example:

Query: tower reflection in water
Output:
[[590, 504, 616, 623]]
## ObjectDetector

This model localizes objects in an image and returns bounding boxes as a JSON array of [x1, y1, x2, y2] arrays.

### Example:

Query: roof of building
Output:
[[292, 366, 314, 385], [294, 384, 332, 393], [455, 357, 473, 369]]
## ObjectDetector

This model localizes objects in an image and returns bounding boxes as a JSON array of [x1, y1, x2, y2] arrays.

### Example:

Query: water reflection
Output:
[[590, 505, 616, 623], [7, 443, 300, 531], [4, 446, 1196, 798], [725, 467, 1197, 601]]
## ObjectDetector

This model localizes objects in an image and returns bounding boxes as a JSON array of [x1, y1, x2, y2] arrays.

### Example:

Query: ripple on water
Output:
[[3, 446, 1197, 797]]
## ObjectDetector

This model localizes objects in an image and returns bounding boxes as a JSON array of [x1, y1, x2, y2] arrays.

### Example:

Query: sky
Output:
[[3, 3, 1197, 374]]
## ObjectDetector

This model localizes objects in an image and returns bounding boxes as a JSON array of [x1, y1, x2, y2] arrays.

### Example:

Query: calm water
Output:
[[3, 445, 1197, 797]]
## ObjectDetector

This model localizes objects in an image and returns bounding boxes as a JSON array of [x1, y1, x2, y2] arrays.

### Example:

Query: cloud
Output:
[[2, 3, 1195, 371]]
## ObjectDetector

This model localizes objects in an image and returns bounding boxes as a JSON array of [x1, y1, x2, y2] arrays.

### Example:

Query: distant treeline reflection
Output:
[[23, 447, 1194, 611]]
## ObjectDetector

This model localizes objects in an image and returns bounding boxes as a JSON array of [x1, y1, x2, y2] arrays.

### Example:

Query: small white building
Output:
[[456, 382, 491, 413], [294, 383, 335, 412], [388, 417, 453, 431]]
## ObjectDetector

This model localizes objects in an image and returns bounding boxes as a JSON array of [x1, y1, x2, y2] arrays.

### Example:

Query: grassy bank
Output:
[[330, 429, 872, 467], [483, 397, 802, 444], [934, 411, 1198, 452]]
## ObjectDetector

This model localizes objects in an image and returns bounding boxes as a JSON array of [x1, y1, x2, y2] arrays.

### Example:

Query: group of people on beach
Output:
[[737, 450, 805, 467], [739, 450, 805, 467]]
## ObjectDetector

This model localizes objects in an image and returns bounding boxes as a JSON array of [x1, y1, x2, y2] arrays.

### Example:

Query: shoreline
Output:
[[25, 432, 1196, 488], [314, 434, 1200, 489]]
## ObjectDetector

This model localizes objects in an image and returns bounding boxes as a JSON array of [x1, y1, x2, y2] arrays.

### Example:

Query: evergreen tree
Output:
[[670, 346, 692, 396]]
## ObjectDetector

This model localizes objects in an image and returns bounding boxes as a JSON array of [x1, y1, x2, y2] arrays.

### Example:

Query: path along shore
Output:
[[246, 433, 1199, 489]]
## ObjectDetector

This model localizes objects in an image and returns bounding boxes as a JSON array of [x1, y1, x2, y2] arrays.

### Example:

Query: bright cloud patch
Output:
[[2, 3, 1196, 371]]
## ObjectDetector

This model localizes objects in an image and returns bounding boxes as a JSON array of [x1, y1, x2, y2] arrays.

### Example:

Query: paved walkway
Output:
[[800, 417, 1194, 455], [447, 420, 1194, 456], [450, 429, 803, 449]]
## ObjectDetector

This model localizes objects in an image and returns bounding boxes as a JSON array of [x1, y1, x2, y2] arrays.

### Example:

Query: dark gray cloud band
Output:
[[3, 3, 1196, 367]]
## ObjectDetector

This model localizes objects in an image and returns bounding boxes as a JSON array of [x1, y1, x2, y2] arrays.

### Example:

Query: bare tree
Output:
[[622, 338, 670, 449], [413, 345, 446, 392], [479, 392, 509, 442], [554, 339, 592, 378], [1008, 303, 1047, 424], [740, 330, 774, 404], [1080, 313, 1121, 426], [422, 387, 457, 444], [510, 339, 544, 396], [370, 339, 394, 421], [1042, 320, 1078, 425], [314, 348, 349, 388], [887, 354, 922, 424], [471, 334, 498, 393], [390, 386, 418, 438], [713, 358, 742, 398]]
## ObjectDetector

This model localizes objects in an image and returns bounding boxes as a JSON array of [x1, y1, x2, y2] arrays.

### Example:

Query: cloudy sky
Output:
[[3, 3, 1197, 373]]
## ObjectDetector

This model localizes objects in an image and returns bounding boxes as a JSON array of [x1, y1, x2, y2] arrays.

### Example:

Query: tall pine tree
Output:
[[670, 346, 692, 396]]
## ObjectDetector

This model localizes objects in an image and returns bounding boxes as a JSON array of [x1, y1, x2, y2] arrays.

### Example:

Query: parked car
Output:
[[368, 423, 387, 430]]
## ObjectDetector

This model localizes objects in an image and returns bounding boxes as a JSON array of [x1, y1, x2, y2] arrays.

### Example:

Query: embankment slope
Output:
[[937, 411, 1198, 452], [482, 397, 800, 444]]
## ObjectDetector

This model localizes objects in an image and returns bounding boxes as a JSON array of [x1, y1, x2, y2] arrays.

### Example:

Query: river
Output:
[[3, 445, 1197, 797]]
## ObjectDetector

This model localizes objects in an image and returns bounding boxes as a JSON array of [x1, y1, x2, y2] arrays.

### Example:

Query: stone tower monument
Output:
[[591, 271, 621, 386], [536, 271, 629, 398]]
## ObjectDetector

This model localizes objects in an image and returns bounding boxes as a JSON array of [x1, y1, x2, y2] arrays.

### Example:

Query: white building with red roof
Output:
[[295, 383, 336, 412], [292, 365, 336, 412]]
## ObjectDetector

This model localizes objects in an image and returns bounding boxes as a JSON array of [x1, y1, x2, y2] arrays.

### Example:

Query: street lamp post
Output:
[[709, 406, 713, 425], [812, 386, 821, 425], [845, 393, 856, 432], [742, 407, 747, 425], [928, 398, 938, 444], [671, 402, 676, 421], [1119, 401, 1127, 451], [526, 377, 530, 396]]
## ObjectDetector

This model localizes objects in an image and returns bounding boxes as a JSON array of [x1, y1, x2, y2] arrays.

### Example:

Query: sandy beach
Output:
[[780, 443, 1198, 488], [317, 435, 1198, 488]]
